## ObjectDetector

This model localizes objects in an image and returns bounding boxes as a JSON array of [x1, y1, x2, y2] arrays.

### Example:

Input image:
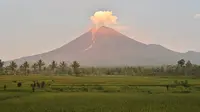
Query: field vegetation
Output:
[[0, 59, 200, 112]]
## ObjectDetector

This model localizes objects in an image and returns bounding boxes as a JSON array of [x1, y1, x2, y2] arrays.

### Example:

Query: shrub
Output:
[[174, 80, 179, 85], [17, 82, 22, 87], [182, 80, 190, 87], [59, 88, 64, 92], [30, 84, 33, 87], [12, 80, 17, 83], [93, 85, 104, 91], [41, 81, 46, 88], [4, 84, 7, 90], [173, 80, 190, 88], [36, 81, 40, 88]]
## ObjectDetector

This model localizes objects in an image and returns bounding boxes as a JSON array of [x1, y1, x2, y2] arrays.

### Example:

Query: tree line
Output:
[[0, 59, 200, 76], [0, 59, 80, 76]]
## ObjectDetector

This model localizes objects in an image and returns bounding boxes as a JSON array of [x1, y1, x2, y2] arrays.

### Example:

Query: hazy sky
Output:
[[0, 0, 200, 61]]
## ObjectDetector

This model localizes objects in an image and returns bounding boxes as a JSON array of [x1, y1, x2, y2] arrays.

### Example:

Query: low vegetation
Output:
[[0, 59, 200, 111], [0, 76, 199, 112], [0, 59, 199, 77]]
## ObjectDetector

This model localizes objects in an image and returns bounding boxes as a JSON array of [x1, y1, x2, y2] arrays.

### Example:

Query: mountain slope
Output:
[[11, 26, 200, 66]]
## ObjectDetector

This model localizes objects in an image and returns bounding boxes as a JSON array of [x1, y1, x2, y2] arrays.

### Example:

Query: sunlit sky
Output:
[[0, 0, 200, 61]]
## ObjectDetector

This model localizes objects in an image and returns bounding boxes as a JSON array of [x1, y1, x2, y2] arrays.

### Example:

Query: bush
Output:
[[4, 85, 7, 90], [93, 85, 104, 91], [182, 80, 190, 87], [36, 81, 40, 88], [17, 82, 22, 87], [12, 80, 17, 83], [173, 80, 190, 88], [59, 88, 64, 92], [174, 80, 179, 85], [41, 81, 46, 88]]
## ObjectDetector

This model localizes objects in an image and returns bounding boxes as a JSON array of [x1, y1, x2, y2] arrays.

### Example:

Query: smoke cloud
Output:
[[90, 11, 118, 27], [83, 11, 118, 51]]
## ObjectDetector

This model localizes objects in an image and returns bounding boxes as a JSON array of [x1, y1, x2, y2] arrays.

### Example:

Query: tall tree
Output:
[[19, 65, 24, 71], [0, 59, 4, 69], [9, 61, 17, 75], [22, 61, 29, 75], [37, 59, 45, 71], [186, 60, 192, 68], [0, 59, 4, 75], [50, 60, 57, 71], [32, 63, 38, 72], [59, 61, 67, 72], [71, 61, 80, 75], [178, 59, 185, 67], [185, 60, 192, 75], [177, 59, 186, 74]]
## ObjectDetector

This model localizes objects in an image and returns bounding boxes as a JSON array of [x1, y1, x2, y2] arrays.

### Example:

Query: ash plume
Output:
[[84, 11, 118, 51]]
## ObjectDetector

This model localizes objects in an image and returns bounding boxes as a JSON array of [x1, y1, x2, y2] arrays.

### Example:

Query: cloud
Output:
[[194, 14, 200, 19]]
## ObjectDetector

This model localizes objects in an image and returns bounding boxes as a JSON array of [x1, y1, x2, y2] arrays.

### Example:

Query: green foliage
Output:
[[0, 76, 200, 112], [37, 59, 45, 71], [0, 59, 4, 75], [71, 61, 80, 76], [32, 63, 38, 73], [186, 60, 192, 68], [20, 61, 30, 75], [0, 59, 4, 69], [49, 60, 57, 71], [58, 61, 67, 74], [9, 61, 17, 75], [178, 59, 185, 67], [173, 80, 190, 88], [1, 59, 200, 76]]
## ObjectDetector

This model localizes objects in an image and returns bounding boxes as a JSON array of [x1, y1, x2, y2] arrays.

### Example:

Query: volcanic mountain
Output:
[[11, 26, 200, 66]]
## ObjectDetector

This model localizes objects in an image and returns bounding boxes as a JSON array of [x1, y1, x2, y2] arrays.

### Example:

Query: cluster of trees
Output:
[[0, 59, 200, 76], [0, 59, 80, 76], [79, 59, 199, 76]]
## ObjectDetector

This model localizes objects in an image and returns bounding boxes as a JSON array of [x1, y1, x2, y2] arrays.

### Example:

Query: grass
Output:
[[0, 75, 200, 112]]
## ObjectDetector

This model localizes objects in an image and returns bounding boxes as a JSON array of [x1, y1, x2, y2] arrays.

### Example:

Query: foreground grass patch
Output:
[[0, 75, 200, 112], [0, 93, 200, 112]]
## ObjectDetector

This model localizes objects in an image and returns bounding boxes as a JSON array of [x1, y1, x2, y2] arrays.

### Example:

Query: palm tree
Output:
[[19, 65, 24, 71], [4, 66, 10, 75], [37, 59, 45, 71], [32, 63, 38, 72], [0, 59, 4, 69], [0, 59, 4, 72], [50, 60, 57, 71], [9, 61, 17, 75], [22, 61, 29, 75], [71, 61, 80, 75], [59, 61, 67, 72], [0, 59, 4, 75]]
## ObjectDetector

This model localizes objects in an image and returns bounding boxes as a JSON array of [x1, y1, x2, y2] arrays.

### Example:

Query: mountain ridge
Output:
[[8, 26, 200, 66]]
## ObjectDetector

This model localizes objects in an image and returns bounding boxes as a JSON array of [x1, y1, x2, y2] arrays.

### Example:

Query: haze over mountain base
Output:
[[10, 26, 200, 66]]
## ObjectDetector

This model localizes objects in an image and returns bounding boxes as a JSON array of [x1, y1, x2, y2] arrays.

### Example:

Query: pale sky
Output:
[[0, 0, 200, 61]]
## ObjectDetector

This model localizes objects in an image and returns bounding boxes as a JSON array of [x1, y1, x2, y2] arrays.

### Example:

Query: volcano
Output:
[[11, 26, 200, 66]]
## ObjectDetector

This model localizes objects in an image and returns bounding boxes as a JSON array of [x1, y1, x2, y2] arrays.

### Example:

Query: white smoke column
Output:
[[84, 11, 118, 51], [91, 11, 118, 27]]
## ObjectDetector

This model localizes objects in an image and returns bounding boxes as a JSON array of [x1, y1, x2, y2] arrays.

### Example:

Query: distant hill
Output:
[[10, 26, 200, 66]]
